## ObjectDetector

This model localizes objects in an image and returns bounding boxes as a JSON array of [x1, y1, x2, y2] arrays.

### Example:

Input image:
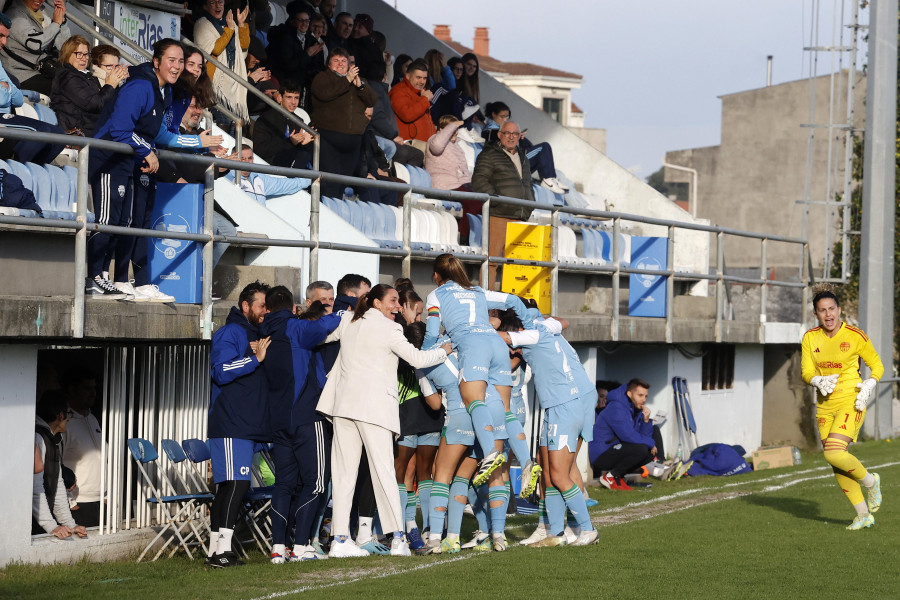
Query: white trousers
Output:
[[330, 417, 403, 537]]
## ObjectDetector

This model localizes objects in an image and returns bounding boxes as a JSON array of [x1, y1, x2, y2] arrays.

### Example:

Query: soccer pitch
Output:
[[3, 440, 897, 600]]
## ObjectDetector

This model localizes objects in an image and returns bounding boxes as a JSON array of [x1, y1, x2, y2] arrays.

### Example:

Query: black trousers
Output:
[[591, 442, 653, 478], [318, 129, 362, 199]]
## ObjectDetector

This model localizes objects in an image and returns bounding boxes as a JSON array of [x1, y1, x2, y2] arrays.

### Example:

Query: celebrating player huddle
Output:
[[207, 254, 599, 567]]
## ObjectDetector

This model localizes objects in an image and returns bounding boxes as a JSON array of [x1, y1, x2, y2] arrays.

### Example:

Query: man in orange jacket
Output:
[[389, 59, 435, 150]]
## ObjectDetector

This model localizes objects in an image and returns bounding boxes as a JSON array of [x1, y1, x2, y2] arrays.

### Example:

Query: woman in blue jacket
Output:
[[86, 38, 185, 300]]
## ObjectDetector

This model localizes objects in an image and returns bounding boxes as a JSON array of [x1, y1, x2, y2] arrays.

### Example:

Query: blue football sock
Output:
[[562, 484, 594, 531], [397, 483, 408, 527], [545, 486, 566, 536], [448, 476, 469, 536], [505, 411, 531, 464], [489, 485, 509, 535], [468, 484, 490, 533], [467, 400, 496, 456], [405, 490, 419, 527], [538, 498, 549, 525], [418, 479, 433, 531], [429, 481, 449, 535]]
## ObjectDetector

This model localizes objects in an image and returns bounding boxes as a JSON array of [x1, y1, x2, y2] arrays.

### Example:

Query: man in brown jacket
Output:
[[471, 120, 535, 289]]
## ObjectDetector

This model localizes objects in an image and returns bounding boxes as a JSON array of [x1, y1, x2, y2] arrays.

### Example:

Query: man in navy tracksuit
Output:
[[260, 286, 342, 563], [588, 379, 657, 490], [208, 281, 271, 567]]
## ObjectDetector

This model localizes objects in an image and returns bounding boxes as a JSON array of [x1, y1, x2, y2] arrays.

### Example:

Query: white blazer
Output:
[[316, 309, 448, 433]]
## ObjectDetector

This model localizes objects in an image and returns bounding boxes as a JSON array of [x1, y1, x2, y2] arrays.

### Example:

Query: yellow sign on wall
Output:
[[501, 223, 552, 313]]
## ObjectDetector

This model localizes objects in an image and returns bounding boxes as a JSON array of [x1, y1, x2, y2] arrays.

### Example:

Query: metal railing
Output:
[[0, 124, 812, 343]]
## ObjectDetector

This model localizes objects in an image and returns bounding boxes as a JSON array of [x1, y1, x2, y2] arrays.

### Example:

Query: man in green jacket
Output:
[[471, 120, 535, 288]]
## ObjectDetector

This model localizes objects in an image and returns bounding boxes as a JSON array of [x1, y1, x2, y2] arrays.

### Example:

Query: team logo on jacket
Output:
[[840, 342, 850, 352], [117, 185, 126, 197], [140, 174, 150, 187]]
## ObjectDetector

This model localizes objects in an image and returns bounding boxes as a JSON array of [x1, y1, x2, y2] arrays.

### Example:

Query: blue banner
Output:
[[628, 236, 667, 317]]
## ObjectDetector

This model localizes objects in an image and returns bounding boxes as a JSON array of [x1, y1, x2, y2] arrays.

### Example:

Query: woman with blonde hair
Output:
[[51, 35, 127, 137], [317, 284, 451, 558]]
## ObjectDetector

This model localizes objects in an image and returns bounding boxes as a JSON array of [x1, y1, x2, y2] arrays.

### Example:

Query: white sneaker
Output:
[[114, 281, 152, 302], [563, 526, 578, 544], [461, 529, 487, 549], [541, 177, 567, 194], [134, 284, 175, 303], [519, 523, 548, 545], [296, 544, 328, 560], [390, 535, 411, 556], [571, 528, 599, 546], [328, 538, 369, 558]]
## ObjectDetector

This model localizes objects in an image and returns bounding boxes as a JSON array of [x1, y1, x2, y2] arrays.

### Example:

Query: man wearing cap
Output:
[[348, 13, 381, 81]]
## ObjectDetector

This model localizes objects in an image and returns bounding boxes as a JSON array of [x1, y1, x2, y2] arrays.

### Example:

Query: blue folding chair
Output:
[[127, 438, 211, 561]]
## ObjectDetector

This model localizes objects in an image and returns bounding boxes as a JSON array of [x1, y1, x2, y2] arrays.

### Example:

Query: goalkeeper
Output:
[[801, 286, 883, 530]]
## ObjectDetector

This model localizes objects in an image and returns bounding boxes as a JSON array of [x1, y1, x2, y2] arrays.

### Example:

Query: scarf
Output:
[[201, 9, 235, 68], [28, 6, 44, 26]]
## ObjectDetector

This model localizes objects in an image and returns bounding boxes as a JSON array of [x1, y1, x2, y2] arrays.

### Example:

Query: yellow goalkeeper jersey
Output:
[[801, 321, 883, 404]]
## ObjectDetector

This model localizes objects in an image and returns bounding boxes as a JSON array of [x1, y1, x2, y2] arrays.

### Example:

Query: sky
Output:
[[392, 0, 868, 180]]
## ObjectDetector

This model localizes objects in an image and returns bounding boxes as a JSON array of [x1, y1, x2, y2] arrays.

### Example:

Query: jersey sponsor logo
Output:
[[240, 466, 250, 475], [840, 342, 851, 352], [472, 365, 488, 373], [453, 292, 476, 299], [817, 361, 842, 369], [817, 417, 826, 426]]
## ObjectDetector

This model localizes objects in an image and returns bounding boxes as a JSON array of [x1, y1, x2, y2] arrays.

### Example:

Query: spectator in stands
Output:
[[33, 390, 87, 539], [325, 10, 351, 51], [471, 119, 534, 288], [0, 10, 63, 165], [245, 37, 278, 116], [90, 44, 126, 88], [425, 115, 471, 192], [208, 280, 272, 567], [59, 366, 101, 527], [86, 38, 187, 301], [252, 80, 314, 168], [390, 53, 411, 87], [448, 57, 463, 89], [305, 280, 334, 312], [319, 0, 335, 33], [460, 52, 480, 103], [425, 115, 478, 243], [347, 13, 380, 81], [193, 0, 251, 125], [226, 143, 309, 205], [316, 284, 451, 558], [309, 47, 376, 198], [2, 0, 70, 96], [371, 30, 391, 84], [389, 59, 434, 151], [266, 2, 325, 107], [181, 47, 217, 113], [155, 93, 237, 270], [424, 49, 461, 125], [309, 11, 328, 55], [483, 101, 568, 194], [588, 379, 657, 491], [260, 285, 342, 563], [50, 35, 126, 137], [334, 273, 370, 312], [368, 59, 423, 168]]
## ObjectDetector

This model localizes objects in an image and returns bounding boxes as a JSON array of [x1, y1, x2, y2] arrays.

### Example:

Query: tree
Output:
[[646, 166, 688, 203]]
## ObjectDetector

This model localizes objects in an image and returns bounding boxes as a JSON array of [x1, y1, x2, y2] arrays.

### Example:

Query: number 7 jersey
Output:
[[424, 281, 532, 347]]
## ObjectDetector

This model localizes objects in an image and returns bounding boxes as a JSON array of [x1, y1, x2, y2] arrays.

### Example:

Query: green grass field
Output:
[[3, 440, 898, 600]]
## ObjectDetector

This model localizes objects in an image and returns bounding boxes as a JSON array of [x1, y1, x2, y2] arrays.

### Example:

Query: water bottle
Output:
[[791, 446, 802, 465], [342, 187, 356, 202]]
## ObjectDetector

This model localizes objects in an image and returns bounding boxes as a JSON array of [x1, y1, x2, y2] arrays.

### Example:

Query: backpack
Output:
[[686, 443, 752, 477]]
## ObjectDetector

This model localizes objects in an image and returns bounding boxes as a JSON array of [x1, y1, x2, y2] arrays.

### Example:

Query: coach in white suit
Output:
[[317, 283, 451, 557]]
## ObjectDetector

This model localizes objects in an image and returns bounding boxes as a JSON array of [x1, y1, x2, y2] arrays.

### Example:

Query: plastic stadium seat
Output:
[[393, 162, 410, 184], [467, 213, 482, 249], [45, 164, 70, 209], [335, 198, 352, 223], [15, 101, 39, 120], [347, 200, 364, 231], [582, 228, 600, 262], [33, 103, 58, 126], [558, 225, 578, 262], [6, 160, 31, 190], [360, 202, 378, 238]]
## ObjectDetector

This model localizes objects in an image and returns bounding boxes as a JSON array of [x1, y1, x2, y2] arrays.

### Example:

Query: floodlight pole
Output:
[[859, 0, 897, 440]]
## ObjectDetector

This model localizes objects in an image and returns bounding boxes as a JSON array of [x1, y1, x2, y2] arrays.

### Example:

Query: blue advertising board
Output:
[[147, 183, 203, 304], [628, 236, 667, 317]]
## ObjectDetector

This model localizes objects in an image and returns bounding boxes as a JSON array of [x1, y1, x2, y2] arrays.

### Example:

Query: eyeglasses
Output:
[[72, 51, 89, 59], [499, 131, 521, 137], [294, 17, 310, 23]]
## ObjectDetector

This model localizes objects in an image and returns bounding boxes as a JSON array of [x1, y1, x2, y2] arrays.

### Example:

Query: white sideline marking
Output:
[[248, 460, 899, 596], [246, 553, 476, 599], [509, 460, 900, 531]]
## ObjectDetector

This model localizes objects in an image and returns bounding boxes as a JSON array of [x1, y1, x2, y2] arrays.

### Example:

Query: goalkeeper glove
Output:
[[810, 374, 839, 396], [855, 378, 877, 411]]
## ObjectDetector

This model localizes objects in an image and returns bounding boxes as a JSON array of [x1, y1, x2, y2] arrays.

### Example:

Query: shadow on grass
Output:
[[741, 495, 827, 522]]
